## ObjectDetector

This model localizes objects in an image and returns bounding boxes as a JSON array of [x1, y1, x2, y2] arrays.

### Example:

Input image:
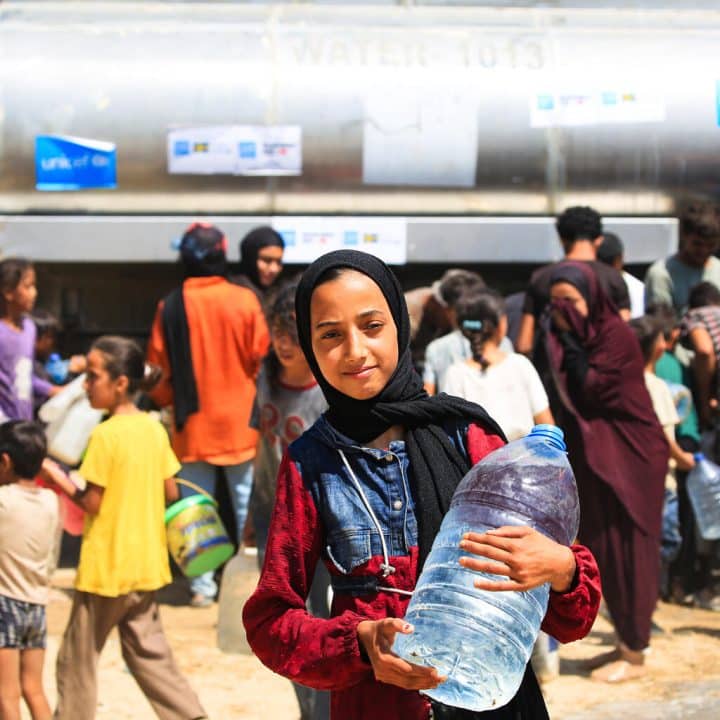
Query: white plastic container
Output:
[[217, 546, 260, 654], [39, 375, 104, 466], [687, 453, 720, 540]]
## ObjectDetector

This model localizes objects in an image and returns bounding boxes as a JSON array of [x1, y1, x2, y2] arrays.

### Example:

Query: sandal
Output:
[[591, 659, 646, 683]]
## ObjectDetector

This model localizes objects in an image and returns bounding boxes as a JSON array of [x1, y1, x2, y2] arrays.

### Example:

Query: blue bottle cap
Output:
[[48, 353, 60, 362], [528, 424, 566, 452], [694, 452, 705, 463]]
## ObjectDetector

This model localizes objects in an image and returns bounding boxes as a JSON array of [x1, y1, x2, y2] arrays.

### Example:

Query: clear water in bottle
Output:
[[687, 453, 720, 540], [392, 425, 579, 712]]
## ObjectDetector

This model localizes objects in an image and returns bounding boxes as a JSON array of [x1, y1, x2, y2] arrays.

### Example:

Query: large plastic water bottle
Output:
[[393, 425, 579, 712], [217, 546, 260, 654], [45, 353, 69, 384], [687, 453, 720, 540]]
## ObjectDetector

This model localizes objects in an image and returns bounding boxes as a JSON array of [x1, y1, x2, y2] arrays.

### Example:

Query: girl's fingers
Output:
[[474, 579, 526, 592], [459, 540, 512, 563], [459, 557, 511, 577], [377, 655, 445, 689], [464, 526, 530, 540]]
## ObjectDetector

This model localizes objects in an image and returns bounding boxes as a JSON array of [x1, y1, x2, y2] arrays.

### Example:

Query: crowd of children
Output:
[[1, 199, 720, 719]]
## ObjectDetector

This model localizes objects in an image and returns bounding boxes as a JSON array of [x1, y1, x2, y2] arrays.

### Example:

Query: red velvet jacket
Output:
[[243, 420, 601, 720]]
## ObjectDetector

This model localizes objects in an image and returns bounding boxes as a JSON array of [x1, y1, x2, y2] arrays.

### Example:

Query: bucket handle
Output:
[[175, 478, 216, 504]]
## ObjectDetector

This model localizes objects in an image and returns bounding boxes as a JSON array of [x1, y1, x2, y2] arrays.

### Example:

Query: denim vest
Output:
[[288, 415, 469, 590]]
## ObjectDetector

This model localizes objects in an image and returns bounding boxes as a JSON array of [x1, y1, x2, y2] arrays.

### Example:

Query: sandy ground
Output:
[[29, 568, 720, 720]]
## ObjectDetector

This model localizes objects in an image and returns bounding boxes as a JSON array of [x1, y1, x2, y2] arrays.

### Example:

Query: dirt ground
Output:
[[31, 568, 720, 720]]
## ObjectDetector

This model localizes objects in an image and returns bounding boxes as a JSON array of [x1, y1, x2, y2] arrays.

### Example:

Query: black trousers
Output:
[[430, 664, 549, 720]]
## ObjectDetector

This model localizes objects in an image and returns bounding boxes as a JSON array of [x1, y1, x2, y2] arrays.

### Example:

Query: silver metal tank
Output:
[[2, 1, 719, 220]]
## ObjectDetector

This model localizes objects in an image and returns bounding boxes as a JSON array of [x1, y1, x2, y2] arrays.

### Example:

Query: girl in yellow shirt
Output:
[[41, 336, 206, 720]]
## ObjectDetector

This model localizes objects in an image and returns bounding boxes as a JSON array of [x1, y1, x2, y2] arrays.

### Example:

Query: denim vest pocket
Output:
[[326, 528, 373, 575]]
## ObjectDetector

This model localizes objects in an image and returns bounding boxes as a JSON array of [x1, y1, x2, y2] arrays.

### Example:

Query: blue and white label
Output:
[[530, 85, 665, 128], [167, 126, 302, 176], [35, 135, 117, 191], [274, 217, 408, 265]]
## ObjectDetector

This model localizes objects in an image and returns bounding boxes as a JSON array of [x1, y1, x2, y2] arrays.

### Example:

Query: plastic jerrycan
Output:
[[393, 425, 579, 712], [39, 374, 104, 466], [217, 546, 261, 654], [687, 453, 720, 540]]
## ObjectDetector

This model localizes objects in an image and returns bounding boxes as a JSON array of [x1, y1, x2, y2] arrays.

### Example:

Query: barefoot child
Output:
[[243, 250, 602, 720], [0, 421, 59, 720], [40, 336, 206, 720]]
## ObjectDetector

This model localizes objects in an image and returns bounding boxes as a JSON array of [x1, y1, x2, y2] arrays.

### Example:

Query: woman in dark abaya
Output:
[[545, 261, 669, 682], [230, 225, 285, 299]]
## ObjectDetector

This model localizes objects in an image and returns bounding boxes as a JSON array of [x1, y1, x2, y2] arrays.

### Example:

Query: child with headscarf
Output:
[[545, 261, 668, 682], [243, 250, 601, 719]]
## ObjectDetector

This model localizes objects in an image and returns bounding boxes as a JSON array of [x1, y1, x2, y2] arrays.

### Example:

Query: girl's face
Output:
[[257, 246, 284, 288], [271, 323, 307, 373], [3, 268, 37, 315], [310, 270, 398, 400], [84, 349, 127, 410]]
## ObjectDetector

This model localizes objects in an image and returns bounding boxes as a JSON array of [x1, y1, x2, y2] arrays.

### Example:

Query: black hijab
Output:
[[295, 250, 506, 569], [236, 226, 285, 295], [296, 251, 549, 720]]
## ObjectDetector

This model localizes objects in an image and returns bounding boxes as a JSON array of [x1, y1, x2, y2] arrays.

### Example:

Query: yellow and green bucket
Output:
[[165, 479, 234, 578]]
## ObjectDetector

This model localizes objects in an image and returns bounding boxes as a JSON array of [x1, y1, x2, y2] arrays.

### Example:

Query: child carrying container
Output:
[[0, 421, 59, 720], [40, 335, 205, 720], [243, 250, 601, 720]]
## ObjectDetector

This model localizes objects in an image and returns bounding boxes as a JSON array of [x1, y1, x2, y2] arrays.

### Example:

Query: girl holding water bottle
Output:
[[40, 336, 205, 720], [243, 250, 601, 720]]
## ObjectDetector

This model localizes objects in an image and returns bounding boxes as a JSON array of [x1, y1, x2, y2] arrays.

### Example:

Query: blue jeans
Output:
[[180, 460, 253, 599]]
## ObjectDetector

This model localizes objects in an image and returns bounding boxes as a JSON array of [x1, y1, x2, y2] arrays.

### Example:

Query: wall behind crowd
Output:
[[34, 260, 652, 356]]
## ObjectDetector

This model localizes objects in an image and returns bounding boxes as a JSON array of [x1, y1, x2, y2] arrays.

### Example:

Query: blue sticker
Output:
[[238, 141, 257, 159], [343, 231, 359, 245], [537, 94, 554, 111], [279, 230, 296, 247], [36, 135, 116, 191], [174, 140, 190, 156], [602, 92, 617, 105]]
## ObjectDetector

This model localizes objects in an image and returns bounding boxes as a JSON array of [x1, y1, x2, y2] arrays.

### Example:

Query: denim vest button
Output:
[[393, 500, 403, 510]]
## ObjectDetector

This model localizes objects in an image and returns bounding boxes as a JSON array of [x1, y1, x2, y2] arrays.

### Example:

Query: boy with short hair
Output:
[[0, 421, 59, 720]]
